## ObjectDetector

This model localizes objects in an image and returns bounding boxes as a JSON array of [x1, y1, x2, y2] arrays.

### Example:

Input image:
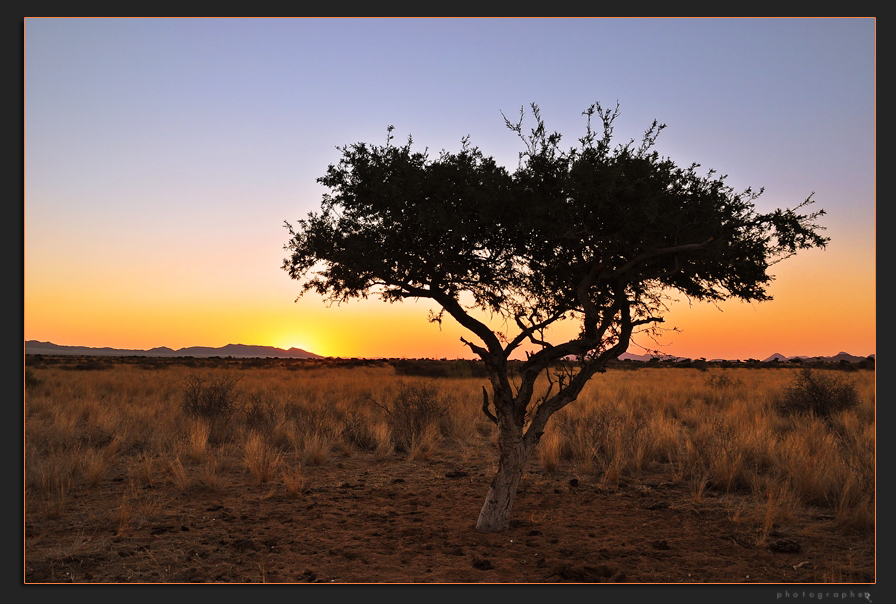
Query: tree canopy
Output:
[[283, 102, 829, 532], [284, 103, 826, 366]]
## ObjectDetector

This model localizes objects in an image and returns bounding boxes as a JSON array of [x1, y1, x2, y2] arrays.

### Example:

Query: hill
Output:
[[762, 352, 874, 364], [24, 341, 322, 359]]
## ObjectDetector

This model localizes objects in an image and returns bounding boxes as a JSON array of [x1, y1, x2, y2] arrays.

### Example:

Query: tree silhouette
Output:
[[283, 102, 829, 532]]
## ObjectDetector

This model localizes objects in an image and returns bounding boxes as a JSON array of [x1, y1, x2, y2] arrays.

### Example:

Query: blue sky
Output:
[[24, 18, 876, 359]]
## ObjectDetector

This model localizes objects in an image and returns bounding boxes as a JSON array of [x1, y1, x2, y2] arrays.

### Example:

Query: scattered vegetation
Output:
[[340, 412, 378, 451], [775, 368, 861, 420], [392, 359, 490, 379], [25, 367, 44, 389], [25, 357, 875, 578], [243, 431, 282, 485], [181, 373, 241, 423], [705, 373, 743, 389], [241, 392, 278, 433], [368, 381, 451, 453]]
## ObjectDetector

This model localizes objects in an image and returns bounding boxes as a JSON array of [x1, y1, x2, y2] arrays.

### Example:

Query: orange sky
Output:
[[24, 238, 875, 361]]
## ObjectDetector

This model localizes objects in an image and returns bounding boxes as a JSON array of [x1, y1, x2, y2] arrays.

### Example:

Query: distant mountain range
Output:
[[618, 351, 874, 363], [760, 352, 874, 364], [24, 341, 322, 359], [24, 341, 872, 363]]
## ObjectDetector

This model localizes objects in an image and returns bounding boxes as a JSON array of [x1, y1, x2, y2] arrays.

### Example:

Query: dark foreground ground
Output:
[[25, 439, 873, 584]]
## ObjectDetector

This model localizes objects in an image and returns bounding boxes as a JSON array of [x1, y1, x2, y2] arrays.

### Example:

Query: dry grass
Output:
[[167, 456, 191, 491], [198, 455, 223, 492], [300, 433, 330, 466], [24, 361, 875, 550], [280, 464, 306, 496], [537, 430, 562, 474], [183, 420, 211, 462], [243, 431, 283, 485], [542, 367, 874, 530]]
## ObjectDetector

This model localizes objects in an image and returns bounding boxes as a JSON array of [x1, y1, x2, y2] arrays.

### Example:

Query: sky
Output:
[[24, 18, 876, 361]]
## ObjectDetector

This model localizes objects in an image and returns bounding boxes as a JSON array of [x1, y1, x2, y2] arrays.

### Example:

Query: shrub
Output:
[[555, 405, 649, 477], [371, 381, 450, 453], [243, 432, 282, 485], [341, 412, 377, 451], [181, 374, 241, 422], [25, 368, 43, 389], [285, 402, 338, 439], [301, 433, 330, 466], [242, 392, 278, 434], [775, 368, 860, 420], [281, 466, 306, 497]]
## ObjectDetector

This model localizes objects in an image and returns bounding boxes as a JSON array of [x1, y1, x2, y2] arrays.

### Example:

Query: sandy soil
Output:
[[24, 437, 874, 585]]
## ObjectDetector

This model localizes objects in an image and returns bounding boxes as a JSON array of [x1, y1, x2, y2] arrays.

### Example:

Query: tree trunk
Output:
[[475, 424, 531, 533]]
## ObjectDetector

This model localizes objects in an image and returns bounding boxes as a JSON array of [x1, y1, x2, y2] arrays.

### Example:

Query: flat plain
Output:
[[24, 356, 875, 583]]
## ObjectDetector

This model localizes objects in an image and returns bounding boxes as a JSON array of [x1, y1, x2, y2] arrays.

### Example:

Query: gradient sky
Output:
[[24, 18, 876, 360]]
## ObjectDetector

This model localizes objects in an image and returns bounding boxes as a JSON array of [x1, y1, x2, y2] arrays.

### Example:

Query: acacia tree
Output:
[[282, 103, 828, 533]]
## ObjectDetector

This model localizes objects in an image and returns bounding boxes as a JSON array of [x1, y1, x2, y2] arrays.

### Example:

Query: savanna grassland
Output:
[[24, 356, 875, 583]]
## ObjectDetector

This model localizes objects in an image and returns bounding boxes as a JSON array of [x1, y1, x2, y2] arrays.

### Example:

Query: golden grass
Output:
[[198, 455, 223, 492], [406, 423, 442, 462], [280, 464, 306, 496], [300, 433, 330, 466], [183, 420, 211, 462], [537, 430, 562, 474], [543, 367, 874, 529], [243, 431, 283, 485], [24, 362, 875, 537]]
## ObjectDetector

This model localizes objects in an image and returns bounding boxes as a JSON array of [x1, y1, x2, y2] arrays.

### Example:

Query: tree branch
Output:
[[481, 387, 498, 425], [612, 238, 715, 279], [523, 297, 635, 442], [504, 310, 565, 357]]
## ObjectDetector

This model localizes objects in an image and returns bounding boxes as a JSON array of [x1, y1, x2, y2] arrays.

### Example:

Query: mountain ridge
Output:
[[25, 341, 873, 363], [761, 351, 874, 364], [619, 351, 874, 363], [24, 340, 322, 359]]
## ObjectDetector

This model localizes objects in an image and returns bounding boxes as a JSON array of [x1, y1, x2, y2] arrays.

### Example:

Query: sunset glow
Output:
[[24, 18, 876, 361]]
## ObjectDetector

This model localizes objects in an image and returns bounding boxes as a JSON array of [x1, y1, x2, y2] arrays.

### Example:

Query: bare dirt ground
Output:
[[24, 438, 874, 584]]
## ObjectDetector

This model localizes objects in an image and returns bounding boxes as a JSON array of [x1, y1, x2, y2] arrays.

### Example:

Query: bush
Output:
[[285, 402, 338, 439], [25, 368, 43, 389], [556, 406, 644, 474], [341, 412, 377, 451], [776, 368, 860, 419], [182, 374, 241, 422], [371, 381, 450, 453], [242, 392, 278, 433]]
